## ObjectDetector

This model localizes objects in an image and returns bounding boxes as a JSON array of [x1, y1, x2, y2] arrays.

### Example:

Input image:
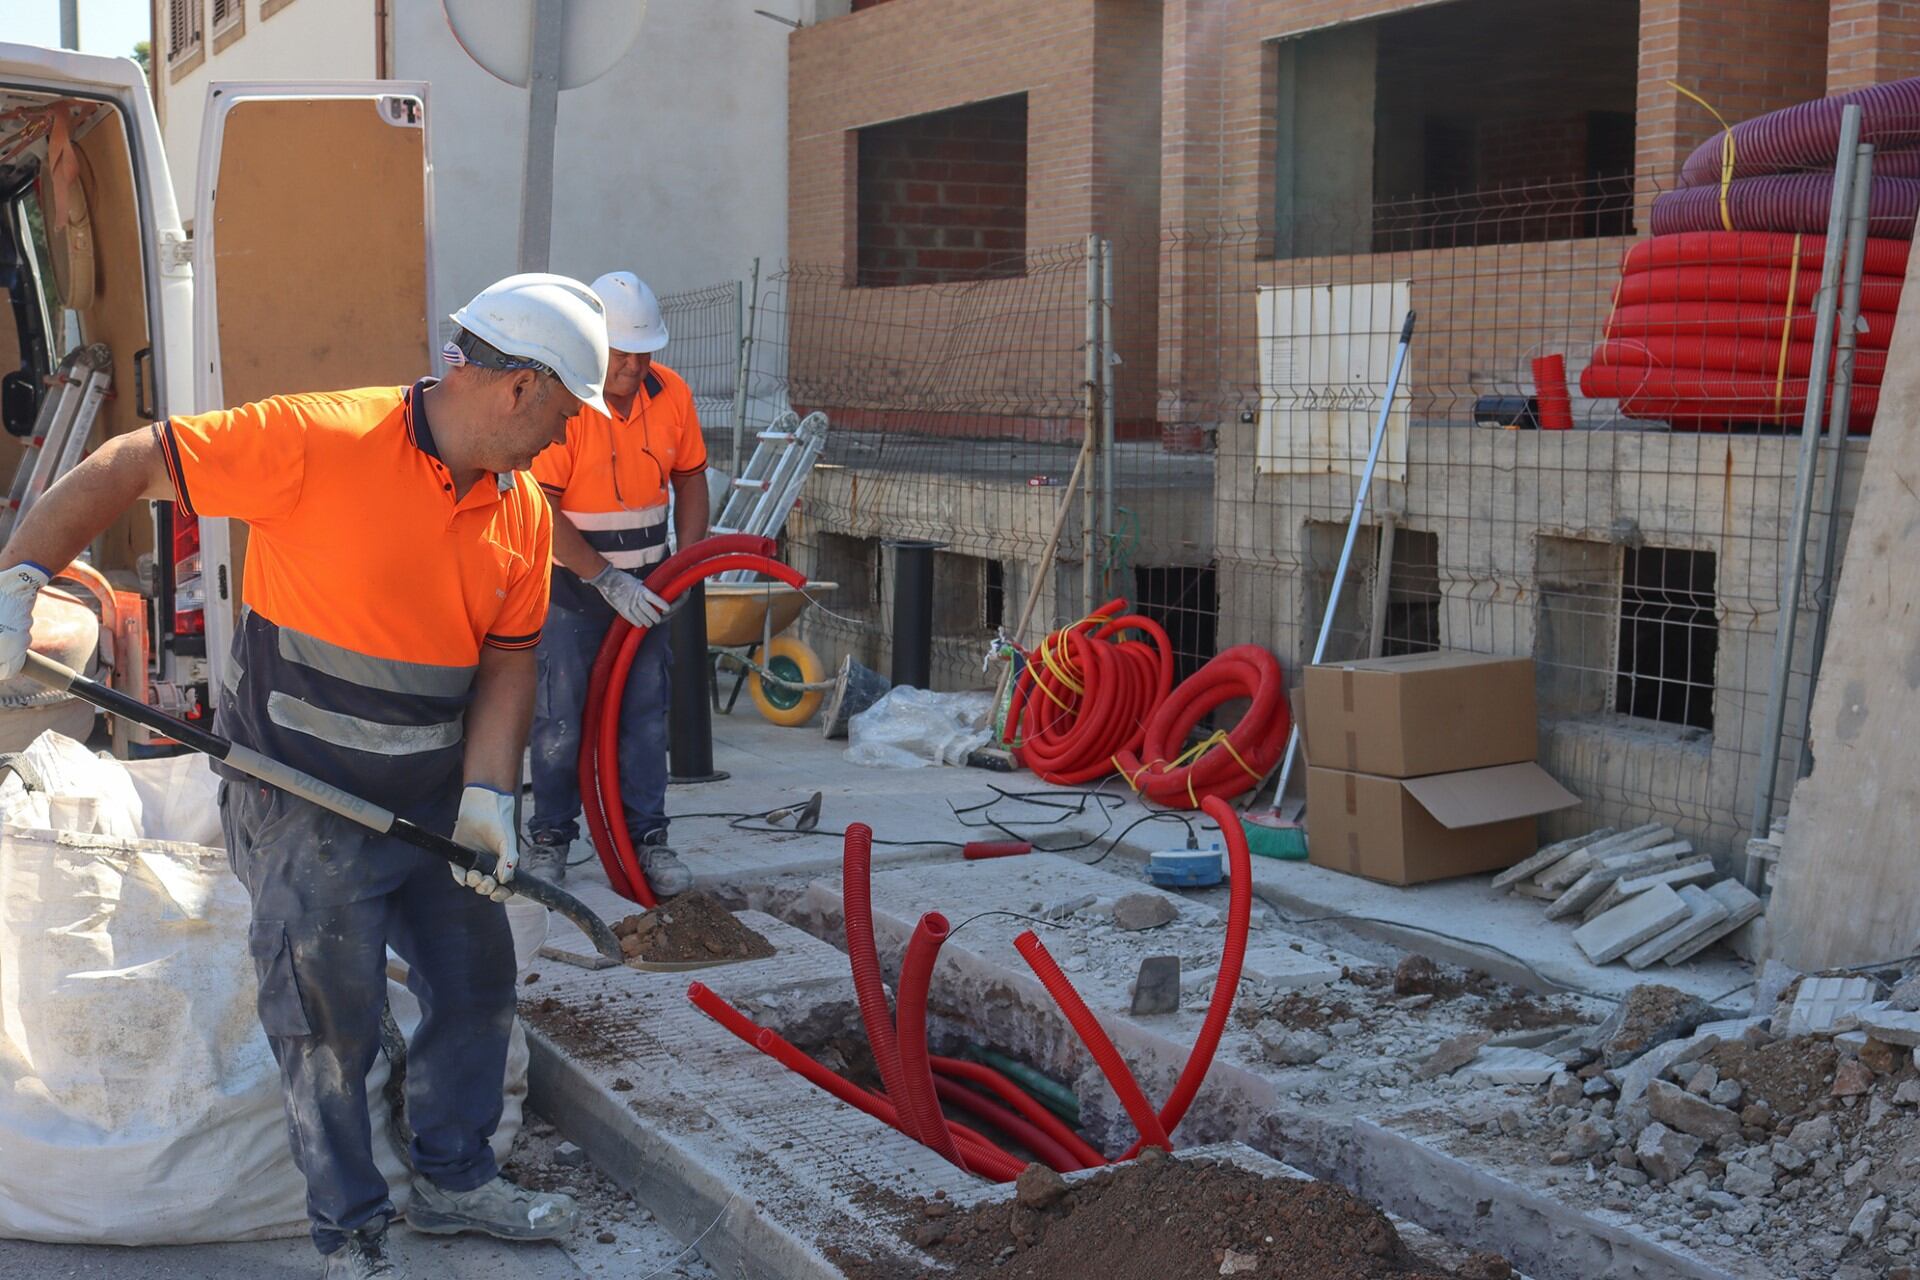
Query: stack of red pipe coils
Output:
[[684, 803, 1256, 1178], [1580, 230, 1908, 433], [581, 535, 805, 907], [1654, 76, 1920, 239], [1112, 644, 1290, 809], [1004, 599, 1175, 785]]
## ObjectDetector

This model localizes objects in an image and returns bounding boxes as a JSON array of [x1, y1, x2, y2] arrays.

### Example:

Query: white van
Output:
[[0, 43, 432, 748]]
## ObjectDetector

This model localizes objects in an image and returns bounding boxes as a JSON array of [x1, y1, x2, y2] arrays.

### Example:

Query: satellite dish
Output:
[[442, 0, 645, 90]]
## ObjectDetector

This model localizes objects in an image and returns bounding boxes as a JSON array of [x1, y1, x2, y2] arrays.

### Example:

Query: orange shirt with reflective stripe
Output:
[[531, 361, 706, 517], [159, 384, 552, 664]]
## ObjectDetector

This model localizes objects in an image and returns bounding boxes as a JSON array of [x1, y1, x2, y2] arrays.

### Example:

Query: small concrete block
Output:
[[1785, 976, 1877, 1036], [1235, 942, 1347, 991], [1536, 823, 1669, 892], [1661, 880, 1765, 965], [1616, 1032, 1723, 1107], [1615, 859, 1719, 898], [1513, 881, 1561, 902], [1460, 1045, 1563, 1085], [1493, 828, 1616, 889], [1545, 868, 1618, 920], [1130, 956, 1181, 1016], [1580, 856, 1696, 923], [1859, 1004, 1920, 1048], [1624, 886, 1731, 971], [553, 1140, 589, 1169], [1574, 884, 1690, 965]]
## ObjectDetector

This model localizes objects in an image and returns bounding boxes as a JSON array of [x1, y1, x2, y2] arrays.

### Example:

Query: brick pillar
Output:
[[1829, 0, 1920, 92], [1638, 0, 1831, 186]]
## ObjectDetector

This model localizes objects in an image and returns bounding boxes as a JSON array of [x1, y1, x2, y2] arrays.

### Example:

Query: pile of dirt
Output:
[[1701, 1037, 1840, 1120], [840, 1152, 1509, 1280], [613, 891, 777, 965], [1475, 994, 1582, 1034]]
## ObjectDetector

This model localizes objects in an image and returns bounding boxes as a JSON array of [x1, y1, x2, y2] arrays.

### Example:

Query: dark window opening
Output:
[[1134, 564, 1218, 688], [856, 95, 1028, 287], [1615, 547, 1717, 732], [1382, 528, 1442, 656], [932, 551, 997, 638], [985, 559, 1005, 631], [815, 533, 883, 620]]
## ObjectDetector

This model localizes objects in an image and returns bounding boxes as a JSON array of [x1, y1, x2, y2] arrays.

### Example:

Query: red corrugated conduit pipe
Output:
[[895, 912, 969, 1170], [1004, 600, 1174, 785], [1113, 645, 1289, 809], [581, 535, 804, 905]]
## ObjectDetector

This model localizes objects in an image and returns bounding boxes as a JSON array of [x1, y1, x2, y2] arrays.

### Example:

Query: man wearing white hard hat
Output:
[[527, 272, 707, 895], [0, 274, 604, 1279]]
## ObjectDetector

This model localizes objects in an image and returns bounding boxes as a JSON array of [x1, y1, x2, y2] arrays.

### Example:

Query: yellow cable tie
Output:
[[1775, 234, 1803, 417], [1669, 80, 1736, 232]]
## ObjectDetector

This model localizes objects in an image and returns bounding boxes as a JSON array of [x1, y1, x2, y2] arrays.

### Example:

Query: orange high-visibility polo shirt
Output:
[[158, 380, 552, 818]]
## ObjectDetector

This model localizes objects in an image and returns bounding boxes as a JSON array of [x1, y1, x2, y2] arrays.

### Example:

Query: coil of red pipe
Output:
[[1649, 175, 1920, 240], [581, 535, 805, 905], [1605, 303, 1900, 350], [1589, 337, 1887, 383], [1112, 644, 1289, 810], [1004, 599, 1174, 786], [1612, 264, 1907, 312], [1678, 77, 1920, 189], [1578, 364, 1880, 432], [1618, 230, 1912, 279]]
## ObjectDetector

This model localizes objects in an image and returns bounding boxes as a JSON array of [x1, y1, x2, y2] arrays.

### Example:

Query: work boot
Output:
[[639, 831, 692, 898], [322, 1225, 406, 1278], [523, 831, 570, 882], [405, 1175, 578, 1242]]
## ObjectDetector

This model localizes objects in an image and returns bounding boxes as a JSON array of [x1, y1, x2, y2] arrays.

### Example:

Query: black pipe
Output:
[[668, 580, 728, 783], [888, 540, 943, 689]]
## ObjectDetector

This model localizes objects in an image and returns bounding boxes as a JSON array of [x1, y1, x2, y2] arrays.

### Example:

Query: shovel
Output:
[[17, 650, 623, 962]]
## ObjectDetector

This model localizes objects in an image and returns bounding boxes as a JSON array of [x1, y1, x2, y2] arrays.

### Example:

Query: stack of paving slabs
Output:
[[1301, 652, 1578, 885], [1492, 824, 1764, 968]]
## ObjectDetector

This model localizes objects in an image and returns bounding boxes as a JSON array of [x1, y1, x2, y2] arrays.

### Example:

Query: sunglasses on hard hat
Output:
[[442, 329, 561, 382]]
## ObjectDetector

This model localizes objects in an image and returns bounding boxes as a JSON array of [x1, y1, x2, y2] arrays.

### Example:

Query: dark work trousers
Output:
[[527, 596, 671, 847], [221, 779, 517, 1256]]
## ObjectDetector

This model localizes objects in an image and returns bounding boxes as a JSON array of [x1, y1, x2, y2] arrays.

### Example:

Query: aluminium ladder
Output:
[[712, 410, 828, 582], [0, 343, 112, 542]]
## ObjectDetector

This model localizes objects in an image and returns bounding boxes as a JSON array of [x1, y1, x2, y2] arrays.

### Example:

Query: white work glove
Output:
[[588, 564, 671, 630], [0, 563, 49, 681], [451, 783, 517, 903]]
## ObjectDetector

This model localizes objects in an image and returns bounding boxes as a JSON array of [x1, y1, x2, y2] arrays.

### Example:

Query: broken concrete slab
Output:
[[1858, 1002, 1920, 1047], [1661, 880, 1765, 965], [1512, 882, 1560, 902], [1574, 885, 1690, 965], [1130, 956, 1181, 1015], [1459, 1046, 1562, 1086], [1616, 1032, 1723, 1107], [1493, 828, 1615, 890], [1535, 824, 1671, 892], [1417, 1031, 1493, 1080], [1784, 975, 1877, 1035], [1624, 885, 1731, 971], [1646, 1080, 1741, 1140], [1549, 844, 1692, 922], [1184, 940, 1348, 994], [1587, 983, 1716, 1069], [1613, 859, 1719, 900], [1635, 1121, 1703, 1183]]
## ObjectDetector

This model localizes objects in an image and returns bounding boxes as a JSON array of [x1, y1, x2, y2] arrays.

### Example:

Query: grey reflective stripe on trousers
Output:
[[278, 625, 476, 698], [267, 691, 464, 756]]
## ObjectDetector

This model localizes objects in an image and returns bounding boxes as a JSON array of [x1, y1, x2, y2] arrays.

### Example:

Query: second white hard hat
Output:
[[592, 271, 670, 354], [448, 273, 610, 414]]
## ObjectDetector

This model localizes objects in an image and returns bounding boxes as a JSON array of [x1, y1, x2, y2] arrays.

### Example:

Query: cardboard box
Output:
[[1302, 651, 1536, 778], [1307, 762, 1579, 885]]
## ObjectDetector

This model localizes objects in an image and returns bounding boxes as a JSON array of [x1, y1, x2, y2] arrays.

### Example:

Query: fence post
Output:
[[1082, 234, 1103, 616], [731, 259, 760, 481], [1100, 236, 1117, 600], [1748, 103, 1863, 884]]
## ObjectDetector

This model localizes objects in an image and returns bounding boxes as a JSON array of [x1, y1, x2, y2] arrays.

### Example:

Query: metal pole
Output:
[[889, 540, 940, 689], [1798, 142, 1876, 781], [1747, 103, 1863, 882], [1082, 235, 1101, 616], [515, 0, 563, 273], [59, 0, 78, 49], [1265, 310, 1416, 810], [1100, 237, 1117, 599], [668, 582, 728, 784], [732, 258, 760, 481]]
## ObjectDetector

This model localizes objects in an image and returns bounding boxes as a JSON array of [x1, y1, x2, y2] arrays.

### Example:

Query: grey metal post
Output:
[[59, 0, 78, 49], [1798, 143, 1876, 781], [730, 262, 758, 481], [1747, 103, 1863, 883], [1082, 235, 1102, 616], [516, 0, 563, 273], [1100, 237, 1117, 599], [1265, 311, 1417, 810]]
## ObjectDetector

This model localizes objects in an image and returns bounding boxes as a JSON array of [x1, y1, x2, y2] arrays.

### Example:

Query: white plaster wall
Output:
[[395, 0, 802, 334], [158, 0, 378, 228]]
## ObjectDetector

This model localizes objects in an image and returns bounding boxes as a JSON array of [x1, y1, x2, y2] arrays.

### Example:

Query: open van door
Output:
[[191, 84, 434, 689]]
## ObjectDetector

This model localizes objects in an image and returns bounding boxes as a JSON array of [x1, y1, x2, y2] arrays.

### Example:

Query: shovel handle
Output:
[[18, 651, 624, 961]]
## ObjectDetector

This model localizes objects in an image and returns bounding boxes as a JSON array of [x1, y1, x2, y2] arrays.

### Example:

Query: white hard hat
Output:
[[591, 271, 669, 354], [448, 273, 610, 414]]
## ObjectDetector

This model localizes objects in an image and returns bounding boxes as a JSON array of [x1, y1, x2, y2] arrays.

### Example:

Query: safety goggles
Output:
[[442, 329, 560, 381]]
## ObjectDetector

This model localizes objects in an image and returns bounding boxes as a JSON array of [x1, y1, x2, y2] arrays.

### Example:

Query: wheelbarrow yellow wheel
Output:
[[749, 636, 825, 727]]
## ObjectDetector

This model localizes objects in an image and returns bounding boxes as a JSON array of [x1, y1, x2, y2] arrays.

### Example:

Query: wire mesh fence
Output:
[[664, 159, 1891, 857]]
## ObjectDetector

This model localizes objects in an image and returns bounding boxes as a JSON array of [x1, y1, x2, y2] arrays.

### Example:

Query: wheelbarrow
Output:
[[705, 580, 838, 727]]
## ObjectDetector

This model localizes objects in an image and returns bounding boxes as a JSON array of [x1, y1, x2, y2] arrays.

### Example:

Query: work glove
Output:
[[451, 783, 517, 903], [588, 564, 672, 630], [0, 563, 49, 681]]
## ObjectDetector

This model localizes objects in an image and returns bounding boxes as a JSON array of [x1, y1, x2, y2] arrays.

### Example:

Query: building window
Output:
[[931, 551, 1003, 637], [212, 0, 240, 32], [815, 532, 883, 620], [168, 0, 205, 64], [1615, 547, 1717, 732], [1134, 564, 1218, 687], [855, 94, 1028, 287], [1271, 0, 1637, 258], [1381, 528, 1441, 656], [1302, 523, 1438, 663]]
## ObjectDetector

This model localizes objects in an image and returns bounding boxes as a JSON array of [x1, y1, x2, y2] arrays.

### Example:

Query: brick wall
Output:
[[855, 96, 1028, 286], [1829, 0, 1920, 90]]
